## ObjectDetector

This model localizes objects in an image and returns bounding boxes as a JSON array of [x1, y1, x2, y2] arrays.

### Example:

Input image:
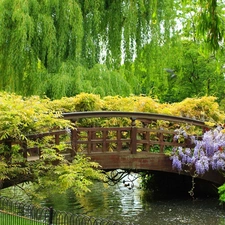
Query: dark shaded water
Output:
[[40, 176, 225, 225], [2, 175, 225, 225]]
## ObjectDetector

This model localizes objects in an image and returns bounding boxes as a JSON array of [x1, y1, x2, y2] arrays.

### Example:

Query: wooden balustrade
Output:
[[0, 112, 208, 161], [63, 111, 207, 156]]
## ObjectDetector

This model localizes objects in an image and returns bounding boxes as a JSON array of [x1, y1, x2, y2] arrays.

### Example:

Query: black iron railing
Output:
[[0, 196, 133, 225]]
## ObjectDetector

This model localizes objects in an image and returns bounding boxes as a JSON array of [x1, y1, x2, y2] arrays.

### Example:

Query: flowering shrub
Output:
[[170, 126, 225, 175]]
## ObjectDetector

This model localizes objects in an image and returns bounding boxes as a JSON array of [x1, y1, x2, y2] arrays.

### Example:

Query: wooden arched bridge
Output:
[[2, 111, 225, 187], [13, 111, 223, 186]]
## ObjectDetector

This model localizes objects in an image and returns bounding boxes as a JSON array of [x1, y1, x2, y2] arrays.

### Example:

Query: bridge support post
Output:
[[70, 129, 77, 158], [130, 127, 137, 154], [130, 117, 137, 154], [20, 141, 28, 161]]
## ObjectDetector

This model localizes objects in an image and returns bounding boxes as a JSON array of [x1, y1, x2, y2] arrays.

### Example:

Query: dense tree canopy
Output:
[[131, 40, 225, 102], [0, 0, 224, 101]]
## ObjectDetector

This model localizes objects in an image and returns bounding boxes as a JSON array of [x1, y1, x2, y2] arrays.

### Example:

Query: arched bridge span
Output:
[[3, 111, 225, 186], [25, 111, 225, 185]]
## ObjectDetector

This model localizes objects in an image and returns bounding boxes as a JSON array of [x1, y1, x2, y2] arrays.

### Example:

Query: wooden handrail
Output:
[[62, 111, 207, 128]]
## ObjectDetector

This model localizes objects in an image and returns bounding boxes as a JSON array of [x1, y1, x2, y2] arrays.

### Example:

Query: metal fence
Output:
[[0, 196, 133, 225]]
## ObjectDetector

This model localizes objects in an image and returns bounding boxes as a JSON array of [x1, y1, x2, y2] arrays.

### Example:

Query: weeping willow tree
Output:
[[127, 0, 225, 101], [46, 63, 131, 98], [0, 0, 224, 98], [0, 0, 84, 96]]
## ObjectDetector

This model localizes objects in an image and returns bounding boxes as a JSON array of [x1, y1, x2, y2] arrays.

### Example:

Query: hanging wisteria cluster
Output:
[[170, 126, 225, 175]]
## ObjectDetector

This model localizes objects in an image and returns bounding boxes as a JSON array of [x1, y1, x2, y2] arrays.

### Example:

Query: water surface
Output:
[[40, 176, 225, 225], [2, 174, 225, 225]]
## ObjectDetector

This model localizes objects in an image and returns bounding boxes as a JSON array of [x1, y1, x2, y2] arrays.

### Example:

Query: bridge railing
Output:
[[26, 130, 71, 161], [0, 130, 71, 162], [71, 126, 192, 155], [0, 111, 208, 161], [71, 127, 132, 154], [64, 111, 208, 155]]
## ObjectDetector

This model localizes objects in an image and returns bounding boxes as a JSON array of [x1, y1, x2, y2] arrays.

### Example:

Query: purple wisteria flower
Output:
[[174, 128, 188, 141], [211, 151, 225, 170], [195, 156, 209, 175], [170, 126, 225, 176], [171, 155, 182, 172]]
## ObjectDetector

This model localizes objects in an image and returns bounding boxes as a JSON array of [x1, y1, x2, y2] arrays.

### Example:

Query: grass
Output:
[[0, 212, 46, 225]]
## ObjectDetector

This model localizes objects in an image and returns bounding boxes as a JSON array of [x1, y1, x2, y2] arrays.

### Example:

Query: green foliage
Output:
[[0, 92, 108, 198], [139, 172, 152, 189], [27, 154, 105, 199], [0, 92, 71, 140], [102, 95, 225, 124], [0, 0, 224, 100], [0, 0, 224, 200], [131, 38, 225, 102], [40, 63, 133, 99], [170, 42, 225, 102], [170, 96, 225, 123], [73, 93, 103, 112], [218, 181, 225, 203], [182, 0, 224, 51]]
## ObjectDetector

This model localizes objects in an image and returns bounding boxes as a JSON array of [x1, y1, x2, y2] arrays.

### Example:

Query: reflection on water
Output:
[[1, 173, 225, 225], [39, 174, 225, 225]]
